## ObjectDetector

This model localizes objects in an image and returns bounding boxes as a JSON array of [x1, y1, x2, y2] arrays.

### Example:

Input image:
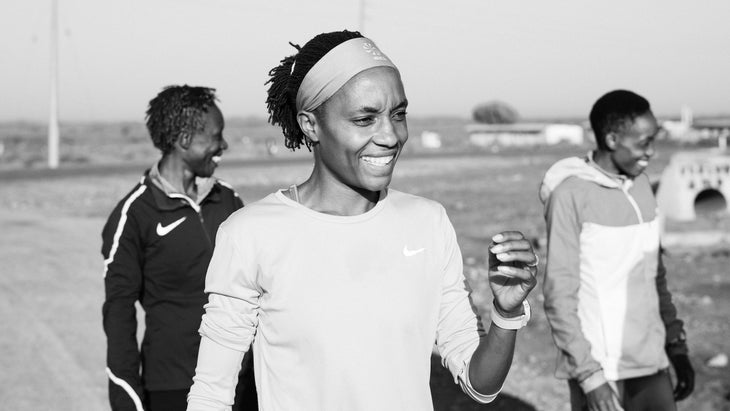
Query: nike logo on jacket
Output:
[[156, 217, 187, 236]]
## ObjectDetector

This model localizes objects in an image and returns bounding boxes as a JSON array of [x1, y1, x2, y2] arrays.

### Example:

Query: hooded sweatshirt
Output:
[[539, 153, 684, 392]]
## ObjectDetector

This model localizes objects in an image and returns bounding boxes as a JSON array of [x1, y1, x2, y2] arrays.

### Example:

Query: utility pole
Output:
[[48, 0, 60, 169]]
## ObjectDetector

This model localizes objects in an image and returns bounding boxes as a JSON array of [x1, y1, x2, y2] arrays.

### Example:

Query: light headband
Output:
[[295, 37, 398, 112]]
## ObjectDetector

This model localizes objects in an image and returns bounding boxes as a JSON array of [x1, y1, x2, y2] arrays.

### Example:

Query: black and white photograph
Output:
[[1, 1, 729, 410]]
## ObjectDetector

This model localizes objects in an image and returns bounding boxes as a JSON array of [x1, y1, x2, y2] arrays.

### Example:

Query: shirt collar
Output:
[[146, 161, 219, 209], [586, 151, 634, 189], [149, 161, 217, 203]]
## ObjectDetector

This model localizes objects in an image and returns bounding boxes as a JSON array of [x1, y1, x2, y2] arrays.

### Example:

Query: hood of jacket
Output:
[[539, 153, 626, 204]]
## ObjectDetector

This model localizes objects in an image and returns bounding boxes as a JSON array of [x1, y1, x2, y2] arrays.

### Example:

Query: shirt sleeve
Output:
[[459, 361, 499, 403], [432, 207, 493, 403], [101, 202, 145, 411], [655, 249, 688, 355], [188, 224, 260, 411], [542, 185, 605, 390]]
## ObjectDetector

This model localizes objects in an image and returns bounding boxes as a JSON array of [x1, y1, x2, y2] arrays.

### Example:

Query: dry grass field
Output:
[[1, 132, 728, 410]]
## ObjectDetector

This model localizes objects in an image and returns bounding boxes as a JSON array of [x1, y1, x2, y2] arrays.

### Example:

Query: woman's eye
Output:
[[353, 117, 374, 126]]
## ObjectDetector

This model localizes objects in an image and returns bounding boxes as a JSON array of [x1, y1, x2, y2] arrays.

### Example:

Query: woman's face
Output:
[[312, 66, 408, 193], [182, 104, 227, 178], [609, 112, 659, 177]]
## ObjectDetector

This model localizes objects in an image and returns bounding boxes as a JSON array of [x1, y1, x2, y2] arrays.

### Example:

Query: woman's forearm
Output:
[[467, 323, 517, 395]]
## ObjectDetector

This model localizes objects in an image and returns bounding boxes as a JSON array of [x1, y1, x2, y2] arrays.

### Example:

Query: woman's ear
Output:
[[604, 132, 618, 150], [177, 131, 193, 150], [297, 111, 320, 143]]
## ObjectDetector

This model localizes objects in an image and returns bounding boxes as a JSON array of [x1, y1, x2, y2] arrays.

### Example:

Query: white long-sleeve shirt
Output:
[[187, 189, 495, 411]]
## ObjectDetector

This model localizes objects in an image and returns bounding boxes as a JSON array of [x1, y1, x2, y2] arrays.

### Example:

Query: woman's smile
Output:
[[361, 153, 395, 167]]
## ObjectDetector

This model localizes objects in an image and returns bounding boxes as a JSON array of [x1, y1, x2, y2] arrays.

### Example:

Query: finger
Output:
[[493, 265, 535, 282], [674, 382, 684, 400], [674, 379, 693, 401], [611, 395, 625, 411], [687, 370, 695, 394], [674, 384, 684, 400], [492, 231, 525, 243], [493, 250, 538, 265], [598, 401, 615, 411], [490, 239, 533, 254], [596, 399, 620, 411]]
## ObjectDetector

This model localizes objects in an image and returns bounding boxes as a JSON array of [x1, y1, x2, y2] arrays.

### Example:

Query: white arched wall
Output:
[[656, 150, 730, 221]]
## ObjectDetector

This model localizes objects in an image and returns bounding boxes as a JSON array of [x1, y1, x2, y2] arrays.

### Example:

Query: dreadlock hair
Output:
[[265, 30, 363, 151], [589, 89, 651, 151], [145, 85, 219, 154]]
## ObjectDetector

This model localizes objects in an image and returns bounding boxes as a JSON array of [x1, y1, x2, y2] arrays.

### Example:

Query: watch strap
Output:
[[491, 300, 530, 330]]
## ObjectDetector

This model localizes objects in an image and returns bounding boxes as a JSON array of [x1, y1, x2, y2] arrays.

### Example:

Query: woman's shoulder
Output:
[[220, 191, 291, 229], [387, 189, 447, 216]]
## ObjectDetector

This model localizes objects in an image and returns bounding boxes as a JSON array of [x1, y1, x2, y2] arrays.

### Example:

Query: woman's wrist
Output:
[[492, 299, 524, 318], [490, 300, 531, 330]]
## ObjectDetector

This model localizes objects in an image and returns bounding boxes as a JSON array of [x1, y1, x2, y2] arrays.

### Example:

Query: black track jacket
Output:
[[102, 170, 243, 411]]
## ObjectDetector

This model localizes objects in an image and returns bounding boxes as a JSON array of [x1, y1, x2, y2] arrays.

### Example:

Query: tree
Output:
[[472, 101, 520, 124]]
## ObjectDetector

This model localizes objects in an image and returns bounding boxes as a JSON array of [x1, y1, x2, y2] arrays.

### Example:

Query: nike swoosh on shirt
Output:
[[403, 246, 425, 257], [156, 217, 187, 237]]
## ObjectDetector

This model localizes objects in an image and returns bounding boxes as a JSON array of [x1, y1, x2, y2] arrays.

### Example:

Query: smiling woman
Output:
[[186, 30, 539, 411], [266, 32, 408, 213], [100, 85, 251, 411]]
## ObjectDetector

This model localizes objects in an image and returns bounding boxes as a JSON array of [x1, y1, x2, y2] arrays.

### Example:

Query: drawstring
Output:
[[289, 184, 300, 204]]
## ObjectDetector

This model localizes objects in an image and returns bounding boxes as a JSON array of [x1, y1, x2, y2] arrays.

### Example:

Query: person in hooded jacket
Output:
[[539, 89, 694, 411]]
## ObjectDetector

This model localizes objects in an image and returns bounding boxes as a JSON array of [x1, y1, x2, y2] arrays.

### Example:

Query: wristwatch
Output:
[[667, 330, 687, 346], [490, 300, 531, 330]]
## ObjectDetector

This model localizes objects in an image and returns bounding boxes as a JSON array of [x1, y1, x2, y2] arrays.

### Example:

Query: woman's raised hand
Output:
[[487, 231, 538, 315]]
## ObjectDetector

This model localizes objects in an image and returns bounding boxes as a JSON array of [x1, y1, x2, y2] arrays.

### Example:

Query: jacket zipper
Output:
[[169, 193, 212, 246], [196, 212, 211, 246], [620, 184, 644, 224]]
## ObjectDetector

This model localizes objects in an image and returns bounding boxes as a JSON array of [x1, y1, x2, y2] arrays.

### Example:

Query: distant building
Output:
[[656, 149, 730, 221], [662, 105, 694, 140], [662, 106, 730, 148], [693, 119, 730, 150], [465, 123, 584, 147]]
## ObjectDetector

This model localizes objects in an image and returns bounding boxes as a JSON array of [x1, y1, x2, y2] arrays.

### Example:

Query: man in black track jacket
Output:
[[101, 85, 256, 411]]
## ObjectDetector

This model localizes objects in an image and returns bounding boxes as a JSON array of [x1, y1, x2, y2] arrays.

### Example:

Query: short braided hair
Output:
[[265, 30, 363, 151], [589, 89, 651, 151], [145, 85, 218, 153]]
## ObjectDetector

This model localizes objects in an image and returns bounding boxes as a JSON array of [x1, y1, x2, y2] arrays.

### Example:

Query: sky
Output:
[[2, 0, 730, 122]]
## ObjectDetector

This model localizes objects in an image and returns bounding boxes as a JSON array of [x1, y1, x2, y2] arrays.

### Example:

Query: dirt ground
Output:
[[1, 147, 728, 410]]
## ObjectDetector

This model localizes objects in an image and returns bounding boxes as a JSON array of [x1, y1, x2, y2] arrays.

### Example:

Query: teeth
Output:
[[212, 156, 222, 164], [637, 160, 648, 167], [362, 155, 394, 166]]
